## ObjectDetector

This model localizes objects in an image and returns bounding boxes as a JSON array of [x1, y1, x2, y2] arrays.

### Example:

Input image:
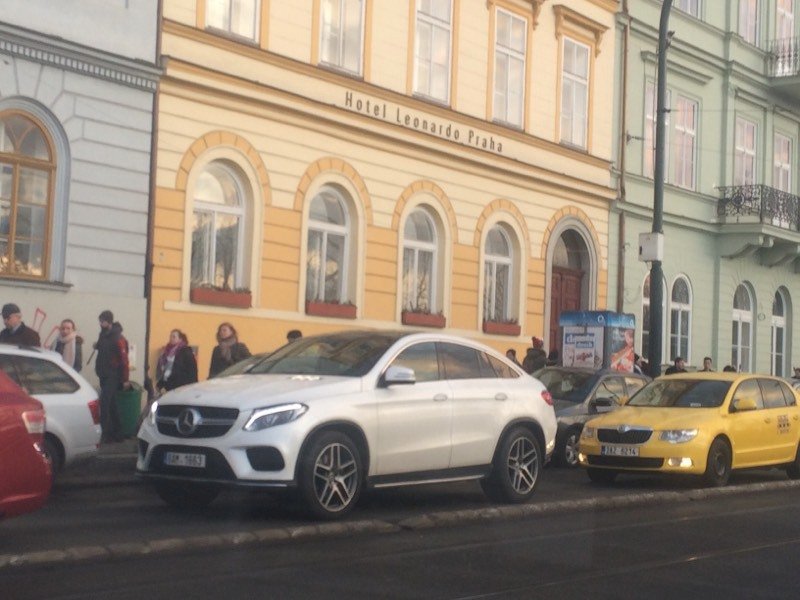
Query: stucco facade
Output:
[[152, 0, 619, 378], [0, 1, 159, 386]]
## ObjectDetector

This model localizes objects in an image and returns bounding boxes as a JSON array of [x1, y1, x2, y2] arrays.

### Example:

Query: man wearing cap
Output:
[[94, 310, 129, 442], [664, 356, 687, 375], [522, 336, 547, 374], [0, 303, 41, 346]]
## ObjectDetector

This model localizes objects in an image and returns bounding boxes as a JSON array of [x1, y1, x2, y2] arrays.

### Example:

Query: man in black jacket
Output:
[[94, 310, 129, 443], [0, 303, 40, 346]]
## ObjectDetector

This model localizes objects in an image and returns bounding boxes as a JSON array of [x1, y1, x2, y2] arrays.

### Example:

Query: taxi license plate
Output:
[[164, 452, 206, 468], [600, 445, 639, 457]]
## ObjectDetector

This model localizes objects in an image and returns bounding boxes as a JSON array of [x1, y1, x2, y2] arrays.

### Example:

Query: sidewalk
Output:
[[56, 439, 138, 490]]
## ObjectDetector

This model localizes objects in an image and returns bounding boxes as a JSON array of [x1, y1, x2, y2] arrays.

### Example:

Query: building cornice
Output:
[[0, 22, 160, 92]]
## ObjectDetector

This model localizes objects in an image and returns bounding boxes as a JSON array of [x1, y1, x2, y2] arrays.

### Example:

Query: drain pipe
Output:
[[616, 0, 631, 313]]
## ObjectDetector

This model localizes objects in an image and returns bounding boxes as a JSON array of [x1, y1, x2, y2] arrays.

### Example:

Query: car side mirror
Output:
[[732, 397, 758, 412], [618, 395, 629, 406], [381, 365, 416, 387], [592, 397, 615, 413]]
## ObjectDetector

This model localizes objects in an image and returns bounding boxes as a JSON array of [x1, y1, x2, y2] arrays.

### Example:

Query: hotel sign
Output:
[[342, 90, 505, 156]]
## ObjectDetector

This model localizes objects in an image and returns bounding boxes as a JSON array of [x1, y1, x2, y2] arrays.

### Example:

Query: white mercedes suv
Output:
[[136, 331, 557, 519]]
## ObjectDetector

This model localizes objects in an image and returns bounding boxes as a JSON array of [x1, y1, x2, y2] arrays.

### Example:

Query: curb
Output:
[[3, 478, 799, 571]]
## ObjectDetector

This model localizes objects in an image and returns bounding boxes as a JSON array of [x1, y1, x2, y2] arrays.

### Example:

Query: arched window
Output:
[[484, 226, 513, 322], [402, 208, 437, 312], [641, 273, 667, 362], [772, 289, 788, 377], [191, 162, 247, 290], [0, 112, 54, 279], [732, 283, 754, 372], [670, 276, 692, 362], [306, 186, 350, 303]]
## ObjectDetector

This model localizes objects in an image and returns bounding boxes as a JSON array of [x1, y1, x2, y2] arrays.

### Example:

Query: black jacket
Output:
[[158, 346, 198, 391], [209, 342, 251, 378], [0, 322, 41, 347], [95, 323, 129, 381], [522, 348, 547, 374]]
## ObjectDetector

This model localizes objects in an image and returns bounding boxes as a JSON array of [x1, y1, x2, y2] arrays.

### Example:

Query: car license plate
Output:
[[164, 452, 206, 468], [600, 445, 639, 457]]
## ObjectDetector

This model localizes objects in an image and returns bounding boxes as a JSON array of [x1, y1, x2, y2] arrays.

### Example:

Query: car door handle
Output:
[[495, 393, 508, 401], [433, 393, 448, 402]]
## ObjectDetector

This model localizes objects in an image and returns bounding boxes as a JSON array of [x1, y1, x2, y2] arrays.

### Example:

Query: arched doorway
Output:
[[549, 230, 591, 354]]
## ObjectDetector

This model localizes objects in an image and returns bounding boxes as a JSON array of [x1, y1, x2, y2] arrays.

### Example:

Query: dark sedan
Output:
[[533, 367, 649, 466]]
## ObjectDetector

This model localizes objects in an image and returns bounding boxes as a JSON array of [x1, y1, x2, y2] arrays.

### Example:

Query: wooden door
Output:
[[550, 267, 584, 354]]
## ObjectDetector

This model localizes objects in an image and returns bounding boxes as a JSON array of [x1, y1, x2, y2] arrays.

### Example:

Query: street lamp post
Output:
[[648, 0, 673, 378]]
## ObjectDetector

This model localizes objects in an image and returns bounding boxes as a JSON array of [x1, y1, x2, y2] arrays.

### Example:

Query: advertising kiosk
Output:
[[559, 311, 636, 373]]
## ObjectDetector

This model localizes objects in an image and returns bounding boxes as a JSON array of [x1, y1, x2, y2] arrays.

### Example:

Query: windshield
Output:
[[247, 333, 400, 377], [215, 353, 271, 378], [534, 369, 595, 403], [627, 379, 732, 408]]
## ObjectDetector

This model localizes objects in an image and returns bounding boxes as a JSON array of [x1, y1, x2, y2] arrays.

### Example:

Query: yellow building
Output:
[[151, 0, 618, 378]]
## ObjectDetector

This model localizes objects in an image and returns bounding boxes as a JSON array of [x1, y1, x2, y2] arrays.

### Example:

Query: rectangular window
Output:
[[739, 0, 759, 45], [414, 0, 452, 103], [774, 133, 792, 192], [493, 9, 526, 127], [644, 82, 670, 180], [320, 0, 364, 75], [778, 0, 794, 40], [675, 0, 700, 17], [560, 38, 590, 148], [672, 96, 697, 190], [735, 117, 757, 186], [206, 0, 259, 40]]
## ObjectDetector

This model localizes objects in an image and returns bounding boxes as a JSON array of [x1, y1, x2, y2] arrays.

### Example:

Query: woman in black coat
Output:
[[208, 322, 251, 378], [156, 329, 198, 392]]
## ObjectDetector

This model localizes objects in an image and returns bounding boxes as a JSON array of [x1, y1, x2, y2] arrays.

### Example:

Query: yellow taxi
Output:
[[578, 372, 800, 486]]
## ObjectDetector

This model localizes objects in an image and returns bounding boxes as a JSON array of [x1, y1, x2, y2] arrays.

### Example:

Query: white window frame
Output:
[[673, 96, 697, 190], [191, 162, 247, 290], [560, 37, 590, 149], [669, 276, 692, 363], [739, 0, 759, 45], [675, 0, 700, 17], [483, 226, 513, 322], [732, 284, 754, 373], [206, 0, 260, 40], [402, 209, 438, 312], [493, 8, 527, 128], [735, 117, 758, 186], [774, 133, 792, 192], [413, 0, 453, 103], [771, 289, 788, 377], [319, 0, 365, 75], [644, 82, 670, 180], [306, 187, 351, 304]]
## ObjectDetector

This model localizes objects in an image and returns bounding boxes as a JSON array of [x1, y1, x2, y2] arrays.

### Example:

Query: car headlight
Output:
[[581, 426, 595, 439], [660, 429, 698, 444], [243, 403, 308, 431], [148, 400, 159, 426]]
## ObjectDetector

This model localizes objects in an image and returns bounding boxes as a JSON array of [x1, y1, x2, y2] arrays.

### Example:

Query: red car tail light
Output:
[[541, 390, 553, 406], [22, 409, 46, 445], [88, 399, 101, 425]]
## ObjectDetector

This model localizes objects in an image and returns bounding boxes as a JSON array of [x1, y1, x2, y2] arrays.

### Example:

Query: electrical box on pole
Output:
[[638, 232, 664, 262]]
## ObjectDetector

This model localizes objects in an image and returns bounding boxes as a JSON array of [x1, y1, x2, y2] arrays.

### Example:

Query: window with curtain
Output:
[[771, 290, 788, 377], [320, 0, 365, 74], [0, 112, 53, 279], [206, 0, 260, 39], [738, 0, 759, 45], [191, 162, 247, 290], [732, 284, 754, 372], [560, 37, 590, 148], [306, 187, 350, 303], [673, 96, 697, 190], [483, 226, 513, 322], [402, 209, 437, 312], [734, 117, 757, 186], [414, 0, 452, 103], [493, 8, 526, 127], [669, 277, 692, 362], [675, 0, 700, 17]]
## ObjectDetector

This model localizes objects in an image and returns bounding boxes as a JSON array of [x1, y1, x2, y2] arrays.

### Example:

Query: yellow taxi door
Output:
[[757, 378, 798, 463], [727, 379, 771, 467]]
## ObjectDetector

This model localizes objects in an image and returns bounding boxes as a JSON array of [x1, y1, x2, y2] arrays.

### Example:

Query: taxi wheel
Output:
[[586, 468, 617, 485], [786, 445, 800, 479], [154, 481, 219, 509], [702, 438, 731, 487]]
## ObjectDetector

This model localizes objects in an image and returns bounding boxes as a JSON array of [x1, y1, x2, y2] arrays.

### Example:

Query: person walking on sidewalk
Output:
[[156, 329, 198, 393], [94, 310, 129, 443], [0, 303, 40, 346], [209, 322, 251, 378], [51, 318, 83, 371]]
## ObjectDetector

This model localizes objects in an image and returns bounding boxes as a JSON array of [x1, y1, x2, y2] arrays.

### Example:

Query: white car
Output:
[[137, 331, 557, 519], [0, 345, 100, 476]]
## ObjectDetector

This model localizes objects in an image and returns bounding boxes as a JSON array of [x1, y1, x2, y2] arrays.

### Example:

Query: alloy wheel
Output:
[[506, 436, 539, 495], [313, 442, 359, 512]]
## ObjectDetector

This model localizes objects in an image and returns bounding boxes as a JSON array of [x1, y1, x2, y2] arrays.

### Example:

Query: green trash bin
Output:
[[116, 383, 143, 437]]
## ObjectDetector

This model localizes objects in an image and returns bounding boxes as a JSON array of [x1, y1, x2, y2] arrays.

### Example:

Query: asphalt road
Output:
[[3, 488, 800, 599]]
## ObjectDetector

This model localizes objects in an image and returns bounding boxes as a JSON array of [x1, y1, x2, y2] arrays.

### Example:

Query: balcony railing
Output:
[[768, 37, 800, 77], [717, 184, 800, 231]]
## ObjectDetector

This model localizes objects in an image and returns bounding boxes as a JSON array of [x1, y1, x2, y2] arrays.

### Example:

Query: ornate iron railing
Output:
[[768, 37, 800, 77], [717, 184, 800, 231]]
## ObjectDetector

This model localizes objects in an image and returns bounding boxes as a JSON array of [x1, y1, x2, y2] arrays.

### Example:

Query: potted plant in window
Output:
[[482, 318, 521, 336], [305, 299, 357, 319], [401, 307, 446, 329], [190, 284, 252, 309]]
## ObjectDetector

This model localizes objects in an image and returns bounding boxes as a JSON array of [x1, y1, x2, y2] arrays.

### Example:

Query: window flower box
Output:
[[190, 287, 251, 309], [482, 320, 521, 336], [402, 310, 446, 329], [305, 300, 357, 319]]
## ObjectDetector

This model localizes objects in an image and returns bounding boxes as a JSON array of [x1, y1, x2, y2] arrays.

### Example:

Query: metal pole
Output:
[[649, 0, 672, 378]]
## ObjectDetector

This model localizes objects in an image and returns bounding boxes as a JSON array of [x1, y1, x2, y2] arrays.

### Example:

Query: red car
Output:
[[0, 370, 51, 519]]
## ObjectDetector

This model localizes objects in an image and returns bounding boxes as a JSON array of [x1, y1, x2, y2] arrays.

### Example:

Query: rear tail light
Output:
[[22, 409, 46, 445], [88, 399, 101, 425], [541, 390, 553, 406]]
